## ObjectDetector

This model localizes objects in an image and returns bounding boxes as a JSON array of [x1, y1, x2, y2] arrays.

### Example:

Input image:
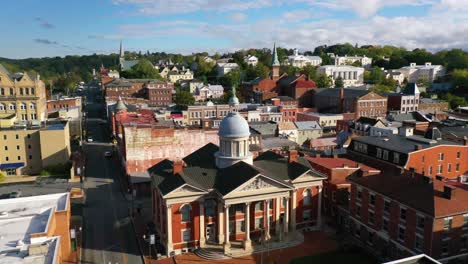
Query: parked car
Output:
[[104, 151, 112, 158], [87, 137, 93, 142], [9, 191, 21, 198]]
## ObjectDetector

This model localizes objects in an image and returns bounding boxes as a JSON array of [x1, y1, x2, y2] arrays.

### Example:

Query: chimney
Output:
[[414, 144, 423, 151], [288, 150, 298, 163], [443, 185, 455, 200], [463, 136, 468, 146], [173, 160, 184, 175]]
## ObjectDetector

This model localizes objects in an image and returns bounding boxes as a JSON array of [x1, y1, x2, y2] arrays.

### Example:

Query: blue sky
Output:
[[0, 0, 467, 59]]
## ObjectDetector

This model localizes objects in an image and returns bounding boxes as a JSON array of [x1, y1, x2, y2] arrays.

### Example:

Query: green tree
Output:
[[245, 62, 270, 80], [451, 69, 468, 94], [440, 93, 467, 109], [334, 76, 344, 88], [301, 65, 318, 80], [370, 84, 394, 94], [221, 69, 241, 88], [121, 59, 163, 80], [364, 67, 386, 84], [316, 74, 333, 88], [174, 88, 195, 108]]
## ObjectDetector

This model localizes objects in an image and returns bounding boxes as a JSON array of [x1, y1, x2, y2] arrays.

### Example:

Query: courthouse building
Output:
[[150, 93, 326, 257]]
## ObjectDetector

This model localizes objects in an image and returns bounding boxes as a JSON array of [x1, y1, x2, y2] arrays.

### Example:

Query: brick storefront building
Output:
[[47, 97, 82, 111], [144, 80, 174, 106], [348, 128, 468, 180], [315, 88, 387, 119], [347, 171, 468, 262], [271, 96, 298, 122]]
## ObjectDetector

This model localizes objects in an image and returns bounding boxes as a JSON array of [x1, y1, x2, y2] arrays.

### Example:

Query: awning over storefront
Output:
[[0, 162, 25, 169]]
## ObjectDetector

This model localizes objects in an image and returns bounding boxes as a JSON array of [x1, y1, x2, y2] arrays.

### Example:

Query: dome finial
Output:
[[228, 85, 240, 110]]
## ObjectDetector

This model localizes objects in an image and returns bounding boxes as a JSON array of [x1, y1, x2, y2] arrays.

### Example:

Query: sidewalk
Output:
[[132, 199, 156, 264], [153, 231, 338, 264]]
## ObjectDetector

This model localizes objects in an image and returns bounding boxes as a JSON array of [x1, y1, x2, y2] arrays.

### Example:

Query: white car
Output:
[[87, 137, 93, 142]]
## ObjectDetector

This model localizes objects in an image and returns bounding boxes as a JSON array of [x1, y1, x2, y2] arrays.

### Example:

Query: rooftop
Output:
[[348, 171, 468, 218], [351, 134, 459, 154], [294, 121, 321, 130], [0, 193, 69, 264], [306, 157, 378, 172]]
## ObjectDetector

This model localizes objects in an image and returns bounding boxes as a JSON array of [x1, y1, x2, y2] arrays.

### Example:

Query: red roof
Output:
[[295, 79, 316, 88], [306, 157, 377, 172], [116, 110, 157, 125]]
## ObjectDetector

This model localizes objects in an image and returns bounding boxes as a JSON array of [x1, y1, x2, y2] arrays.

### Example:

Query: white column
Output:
[[291, 191, 297, 231], [317, 186, 323, 229], [199, 200, 206, 247], [217, 202, 224, 244], [166, 205, 173, 256], [224, 204, 231, 254], [275, 197, 280, 237], [243, 202, 252, 250], [284, 197, 289, 234], [265, 200, 271, 240]]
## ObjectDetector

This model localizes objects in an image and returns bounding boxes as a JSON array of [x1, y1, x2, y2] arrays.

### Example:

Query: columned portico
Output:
[[243, 202, 252, 251], [217, 202, 224, 244], [275, 197, 280, 237], [166, 205, 173, 256], [290, 191, 297, 231], [284, 197, 289, 233], [265, 200, 271, 240], [199, 200, 206, 247], [223, 204, 231, 254]]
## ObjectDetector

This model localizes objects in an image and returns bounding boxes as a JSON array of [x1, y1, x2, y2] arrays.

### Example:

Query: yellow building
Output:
[[0, 116, 71, 177], [0, 64, 47, 121]]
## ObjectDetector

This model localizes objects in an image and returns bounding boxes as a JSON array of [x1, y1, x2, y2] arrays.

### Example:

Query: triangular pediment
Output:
[[164, 183, 207, 198], [225, 175, 291, 198]]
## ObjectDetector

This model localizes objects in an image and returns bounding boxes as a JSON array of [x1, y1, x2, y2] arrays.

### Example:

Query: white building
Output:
[[195, 85, 225, 101], [318, 65, 365, 87], [168, 68, 194, 83], [384, 70, 405, 84], [244, 55, 258, 66], [287, 49, 322, 67], [333, 55, 372, 68], [398, 62, 445, 83], [216, 62, 240, 77]]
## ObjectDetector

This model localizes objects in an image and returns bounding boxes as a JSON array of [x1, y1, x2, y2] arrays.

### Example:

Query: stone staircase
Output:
[[194, 247, 230, 260]]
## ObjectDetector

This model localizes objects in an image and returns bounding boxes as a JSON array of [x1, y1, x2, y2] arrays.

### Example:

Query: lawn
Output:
[[290, 249, 378, 264]]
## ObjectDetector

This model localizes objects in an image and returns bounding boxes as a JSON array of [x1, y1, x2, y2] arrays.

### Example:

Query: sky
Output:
[[0, 0, 467, 59]]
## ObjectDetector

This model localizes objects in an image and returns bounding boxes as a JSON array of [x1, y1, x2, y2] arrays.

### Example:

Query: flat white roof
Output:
[[0, 193, 69, 264]]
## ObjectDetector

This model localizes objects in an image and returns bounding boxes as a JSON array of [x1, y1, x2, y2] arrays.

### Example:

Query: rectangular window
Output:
[[462, 237, 468, 252], [383, 218, 389, 232], [439, 153, 444, 161], [448, 164, 452, 173], [303, 210, 312, 221], [182, 229, 191, 242], [393, 153, 400, 164], [438, 165, 443, 174], [369, 211, 375, 225], [384, 200, 390, 214], [229, 221, 235, 235], [457, 152, 461, 159], [255, 217, 263, 229], [376, 148, 382, 158], [444, 217, 452, 231], [383, 150, 389, 160], [400, 208, 407, 221], [415, 235, 424, 251], [398, 227, 405, 242], [368, 232, 374, 245], [356, 205, 361, 218], [255, 202, 263, 211], [369, 193, 375, 206], [456, 164, 460, 172], [357, 188, 362, 200], [236, 220, 245, 233], [6, 168, 16, 176], [429, 166, 433, 175], [417, 215, 425, 230], [442, 240, 449, 255]]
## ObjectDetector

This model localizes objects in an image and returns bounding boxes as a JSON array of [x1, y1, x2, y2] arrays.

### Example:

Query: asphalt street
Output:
[[81, 87, 143, 264]]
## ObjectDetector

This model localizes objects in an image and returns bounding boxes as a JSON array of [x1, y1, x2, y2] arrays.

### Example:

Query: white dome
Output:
[[206, 101, 214, 106], [218, 112, 250, 138]]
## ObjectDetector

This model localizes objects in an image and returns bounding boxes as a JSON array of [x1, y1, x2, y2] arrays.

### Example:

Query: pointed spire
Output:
[[119, 40, 124, 58], [228, 85, 240, 110], [271, 42, 280, 67]]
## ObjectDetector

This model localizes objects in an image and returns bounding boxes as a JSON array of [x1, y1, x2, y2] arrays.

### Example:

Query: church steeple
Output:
[[119, 40, 124, 58], [271, 43, 280, 80]]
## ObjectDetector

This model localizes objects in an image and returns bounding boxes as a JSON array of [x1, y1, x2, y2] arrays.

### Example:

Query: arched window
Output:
[[0, 103, 5, 111], [205, 200, 216, 218], [30, 103, 36, 110], [20, 103, 26, 110], [9, 103, 15, 110], [180, 204, 191, 222], [303, 189, 312, 206]]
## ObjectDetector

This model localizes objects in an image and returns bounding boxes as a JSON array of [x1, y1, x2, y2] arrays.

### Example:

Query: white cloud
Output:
[[229, 12, 247, 22], [281, 10, 313, 22]]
